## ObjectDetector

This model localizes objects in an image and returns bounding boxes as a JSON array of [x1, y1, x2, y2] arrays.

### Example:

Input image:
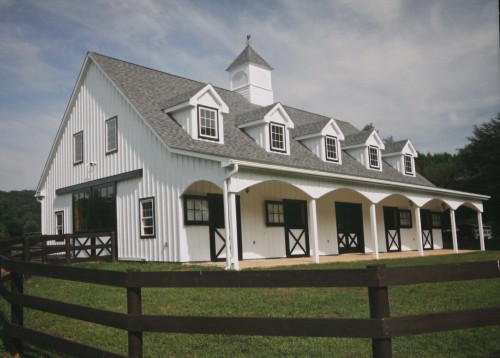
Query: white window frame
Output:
[[106, 116, 118, 154], [404, 154, 414, 175], [325, 135, 339, 162], [73, 131, 83, 165], [139, 197, 155, 238], [198, 105, 219, 141], [269, 122, 286, 153], [368, 146, 380, 169], [55, 211, 64, 235]]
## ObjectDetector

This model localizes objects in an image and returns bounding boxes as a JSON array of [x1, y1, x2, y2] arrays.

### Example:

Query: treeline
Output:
[[0, 190, 40, 238], [416, 115, 499, 233]]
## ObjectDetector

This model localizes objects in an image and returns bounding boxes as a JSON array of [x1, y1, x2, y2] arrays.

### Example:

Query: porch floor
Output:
[[187, 249, 476, 270]]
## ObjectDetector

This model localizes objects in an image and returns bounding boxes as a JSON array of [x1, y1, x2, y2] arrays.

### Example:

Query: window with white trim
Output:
[[140, 197, 155, 238], [265, 201, 284, 226], [404, 154, 414, 175], [73, 131, 83, 165], [325, 136, 339, 162], [106, 116, 118, 154], [270, 122, 286, 152], [431, 212, 442, 228], [368, 146, 380, 169], [198, 106, 219, 141], [398, 210, 412, 228], [184, 196, 210, 225], [55, 211, 64, 235]]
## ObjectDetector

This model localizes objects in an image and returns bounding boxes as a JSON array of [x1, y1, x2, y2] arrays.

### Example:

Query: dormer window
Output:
[[270, 122, 286, 152], [325, 136, 339, 162], [198, 105, 219, 141], [404, 154, 414, 175], [369, 146, 380, 169]]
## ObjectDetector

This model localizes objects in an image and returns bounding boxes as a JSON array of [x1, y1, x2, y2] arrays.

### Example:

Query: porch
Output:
[[187, 249, 475, 269]]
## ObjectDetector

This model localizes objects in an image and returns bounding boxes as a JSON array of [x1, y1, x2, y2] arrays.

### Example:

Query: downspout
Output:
[[223, 164, 239, 270]]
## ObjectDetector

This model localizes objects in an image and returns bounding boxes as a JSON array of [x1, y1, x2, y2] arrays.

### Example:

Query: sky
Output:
[[0, 0, 498, 190]]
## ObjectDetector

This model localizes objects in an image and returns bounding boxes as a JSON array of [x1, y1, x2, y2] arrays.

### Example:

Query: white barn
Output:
[[35, 44, 489, 269]]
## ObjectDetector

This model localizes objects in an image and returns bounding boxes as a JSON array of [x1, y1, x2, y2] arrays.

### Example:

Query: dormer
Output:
[[343, 130, 385, 171], [236, 103, 294, 155], [226, 43, 274, 106], [294, 118, 345, 164], [162, 84, 229, 144], [382, 139, 418, 177]]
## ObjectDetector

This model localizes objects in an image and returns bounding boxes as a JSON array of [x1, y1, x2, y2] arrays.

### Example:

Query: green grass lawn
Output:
[[1, 251, 499, 357]]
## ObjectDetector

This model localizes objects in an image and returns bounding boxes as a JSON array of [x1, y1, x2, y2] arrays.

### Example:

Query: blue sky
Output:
[[0, 0, 498, 190]]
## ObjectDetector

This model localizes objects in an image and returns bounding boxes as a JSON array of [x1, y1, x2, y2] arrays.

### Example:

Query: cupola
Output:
[[226, 37, 274, 106]]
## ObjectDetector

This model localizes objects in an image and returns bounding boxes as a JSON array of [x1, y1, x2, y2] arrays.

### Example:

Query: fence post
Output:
[[127, 269, 143, 358], [110, 232, 117, 263], [23, 237, 30, 262], [41, 239, 47, 263], [367, 265, 392, 358], [65, 237, 71, 264], [10, 271, 24, 357]]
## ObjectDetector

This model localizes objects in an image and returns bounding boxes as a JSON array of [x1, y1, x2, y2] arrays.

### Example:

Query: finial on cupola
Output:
[[246, 34, 251, 45]]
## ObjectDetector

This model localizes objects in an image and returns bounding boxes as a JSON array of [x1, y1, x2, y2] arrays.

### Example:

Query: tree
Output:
[[454, 115, 500, 232], [415, 152, 458, 188]]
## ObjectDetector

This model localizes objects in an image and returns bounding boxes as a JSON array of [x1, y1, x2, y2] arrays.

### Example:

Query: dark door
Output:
[[336, 202, 365, 254], [208, 195, 243, 262], [420, 209, 434, 250], [383, 207, 401, 252], [283, 200, 310, 257]]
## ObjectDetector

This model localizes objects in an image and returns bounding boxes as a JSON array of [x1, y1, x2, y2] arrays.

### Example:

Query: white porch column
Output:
[[477, 211, 485, 251], [414, 207, 424, 256], [223, 181, 232, 269], [450, 209, 458, 253], [308, 199, 320, 264], [369, 203, 379, 260], [229, 192, 239, 270]]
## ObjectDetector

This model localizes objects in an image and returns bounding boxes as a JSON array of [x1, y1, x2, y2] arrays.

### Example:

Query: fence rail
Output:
[[0, 255, 499, 357]]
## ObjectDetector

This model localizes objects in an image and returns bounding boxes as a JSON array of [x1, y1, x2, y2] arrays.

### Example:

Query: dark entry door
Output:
[[336, 202, 365, 254], [383, 207, 401, 252], [283, 200, 310, 258], [208, 195, 243, 262], [420, 209, 434, 250]]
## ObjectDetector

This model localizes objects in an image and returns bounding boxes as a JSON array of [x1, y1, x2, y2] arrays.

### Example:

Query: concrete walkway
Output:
[[188, 249, 476, 270]]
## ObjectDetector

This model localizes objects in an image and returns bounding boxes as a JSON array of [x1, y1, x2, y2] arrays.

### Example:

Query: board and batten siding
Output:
[[38, 60, 227, 262]]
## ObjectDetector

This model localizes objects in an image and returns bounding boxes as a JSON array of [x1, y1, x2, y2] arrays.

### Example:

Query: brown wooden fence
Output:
[[0, 256, 499, 357], [0, 232, 117, 264]]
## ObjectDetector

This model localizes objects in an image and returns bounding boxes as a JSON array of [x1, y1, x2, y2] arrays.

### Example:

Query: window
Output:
[[325, 136, 339, 162], [270, 123, 286, 152], [73, 131, 83, 165], [55, 211, 64, 235], [398, 210, 412, 228], [106, 116, 118, 154], [198, 106, 219, 140], [140, 197, 156, 238], [184, 196, 210, 225], [265, 201, 284, 226], [73, 183, 116, 233], [368, 146, 380, 169], [431, 212, 442, 228], [404, 155, 414, 175]]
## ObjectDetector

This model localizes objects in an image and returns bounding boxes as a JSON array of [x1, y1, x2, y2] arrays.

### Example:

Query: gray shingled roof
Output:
[[90, 52, 435, 188], [383, 140, 408, 154], [343, 130, 374, 147], [225, 44, 274, 72], [293, 118, 330, 138]]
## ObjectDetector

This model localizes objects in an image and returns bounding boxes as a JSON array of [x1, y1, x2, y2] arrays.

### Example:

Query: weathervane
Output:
[[246, 34, 251, 45]]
